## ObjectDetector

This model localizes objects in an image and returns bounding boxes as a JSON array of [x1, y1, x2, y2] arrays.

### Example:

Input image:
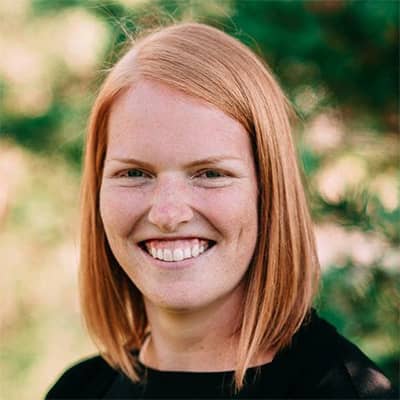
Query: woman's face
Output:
[[100, 80, 258, 312]]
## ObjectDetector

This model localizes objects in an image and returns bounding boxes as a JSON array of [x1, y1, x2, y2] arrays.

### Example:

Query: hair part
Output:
[[79, 21, 320, 392]]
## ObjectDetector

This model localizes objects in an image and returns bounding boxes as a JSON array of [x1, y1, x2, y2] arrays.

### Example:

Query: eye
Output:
[[121, 168, 150, 178], [197, 169, 226, 179]]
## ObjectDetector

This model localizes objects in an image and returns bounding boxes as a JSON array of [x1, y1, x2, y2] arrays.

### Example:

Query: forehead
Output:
[[106, 80, 253, 165]]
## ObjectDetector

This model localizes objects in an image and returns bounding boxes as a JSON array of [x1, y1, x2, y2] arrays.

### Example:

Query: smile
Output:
[[139, 238, 216, 262]]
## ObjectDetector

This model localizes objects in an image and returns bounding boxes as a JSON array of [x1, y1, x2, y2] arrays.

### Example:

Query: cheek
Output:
[[197, 186, 258, 238], [99, 187, 146, 238]]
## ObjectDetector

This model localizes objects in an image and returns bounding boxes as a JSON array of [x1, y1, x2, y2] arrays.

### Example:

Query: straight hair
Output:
[[79, 22, 320, 392]]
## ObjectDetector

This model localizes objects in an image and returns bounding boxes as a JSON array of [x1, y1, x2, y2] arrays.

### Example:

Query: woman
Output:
[[46, 22, 395, 399]]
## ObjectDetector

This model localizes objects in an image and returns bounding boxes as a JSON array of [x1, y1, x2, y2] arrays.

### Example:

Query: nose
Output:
[[147, 176, 194, 233]]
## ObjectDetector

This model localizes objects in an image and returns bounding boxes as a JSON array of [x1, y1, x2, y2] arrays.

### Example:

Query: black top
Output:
[[45, 310, 396, 399]]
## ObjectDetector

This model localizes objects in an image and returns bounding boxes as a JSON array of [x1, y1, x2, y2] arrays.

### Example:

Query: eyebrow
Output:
[[105, 156, 243, 169]]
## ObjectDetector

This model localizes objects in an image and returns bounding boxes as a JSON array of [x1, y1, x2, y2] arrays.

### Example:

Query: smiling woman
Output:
[[45, 22, 395, 399], [100, 80, 258, 317]]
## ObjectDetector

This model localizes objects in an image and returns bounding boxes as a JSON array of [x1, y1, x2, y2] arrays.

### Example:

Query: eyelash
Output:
[[195, 169, 227, 179], [119, 168, 227, 180], [123, 169, 149, 178]]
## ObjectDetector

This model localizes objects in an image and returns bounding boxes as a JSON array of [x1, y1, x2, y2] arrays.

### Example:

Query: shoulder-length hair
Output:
[[80, 22, 320, 391]]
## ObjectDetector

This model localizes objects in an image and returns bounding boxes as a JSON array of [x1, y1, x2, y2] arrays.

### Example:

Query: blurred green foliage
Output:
[[0, 1, 398, 398]]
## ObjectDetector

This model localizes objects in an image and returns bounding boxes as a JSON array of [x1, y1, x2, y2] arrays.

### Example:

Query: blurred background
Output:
[[0, 0, 398, 399]]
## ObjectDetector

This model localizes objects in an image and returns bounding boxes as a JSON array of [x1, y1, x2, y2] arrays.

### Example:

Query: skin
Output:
[[100, 80, 264, 371]]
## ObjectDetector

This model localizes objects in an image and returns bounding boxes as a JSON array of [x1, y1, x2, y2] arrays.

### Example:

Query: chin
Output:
[[143, 290, 212, 312], [142, 282, 245, 316]]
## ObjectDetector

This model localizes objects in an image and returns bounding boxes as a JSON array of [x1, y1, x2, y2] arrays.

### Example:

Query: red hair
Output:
[[79, 22, 320, 391]]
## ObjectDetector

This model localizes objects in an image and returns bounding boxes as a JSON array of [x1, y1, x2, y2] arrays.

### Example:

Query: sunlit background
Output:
[[0, 1, 398, 399]]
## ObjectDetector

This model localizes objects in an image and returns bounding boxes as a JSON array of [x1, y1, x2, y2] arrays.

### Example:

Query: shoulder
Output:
[[287, 309, 396, 398], [45, 354, 118, 399]]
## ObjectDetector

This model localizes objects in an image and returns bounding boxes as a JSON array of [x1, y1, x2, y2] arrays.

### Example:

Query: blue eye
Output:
[[125, 169, 147, 178], [199, 170, 225, 179]]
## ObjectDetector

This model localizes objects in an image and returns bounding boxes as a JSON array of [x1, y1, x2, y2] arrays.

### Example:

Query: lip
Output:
[[136, 241, 216, 270]]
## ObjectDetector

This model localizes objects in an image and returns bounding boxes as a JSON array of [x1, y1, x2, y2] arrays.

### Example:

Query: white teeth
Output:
[[163, 249, 173, 261], [173, 249, 184, 261], [192, 244, 199, 257], [143, 240, 213, 262], [184, 248, 191, 258]]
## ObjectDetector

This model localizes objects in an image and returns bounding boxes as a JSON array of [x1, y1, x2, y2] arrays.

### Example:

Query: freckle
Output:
[[238, 227, 243, 245]]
